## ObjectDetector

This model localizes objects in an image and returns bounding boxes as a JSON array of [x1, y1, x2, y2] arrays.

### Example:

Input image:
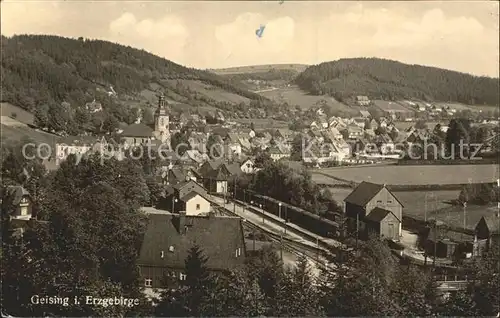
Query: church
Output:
[[119, 94, 171, 146]]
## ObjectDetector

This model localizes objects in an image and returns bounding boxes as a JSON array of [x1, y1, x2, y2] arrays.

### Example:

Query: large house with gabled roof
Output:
[[138, 208, 246, 289], [344, 182, 403, 241]]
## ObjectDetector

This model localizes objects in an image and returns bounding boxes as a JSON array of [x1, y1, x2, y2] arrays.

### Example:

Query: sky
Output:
[[2, 1, 499, 77]]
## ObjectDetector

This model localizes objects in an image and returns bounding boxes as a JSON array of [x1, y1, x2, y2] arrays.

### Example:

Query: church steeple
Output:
[[154, 93, 169, 138]]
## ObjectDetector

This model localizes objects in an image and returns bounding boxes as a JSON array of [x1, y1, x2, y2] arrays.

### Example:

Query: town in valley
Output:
[[1, 1, 499, 317]]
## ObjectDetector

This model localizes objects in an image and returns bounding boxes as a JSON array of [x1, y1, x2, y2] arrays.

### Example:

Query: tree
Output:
[[156, 246, 214, 317], [142, 107, 154, 125], [445, 118, 472, 157], [273, 255, 324, 316], [34, 103, 50, 128], [206, 134, 223, 159], [254, 150, 273, 168], [392, 266, 438, 316], [290, 134, 304, 161], [170, 132, 191, 156]]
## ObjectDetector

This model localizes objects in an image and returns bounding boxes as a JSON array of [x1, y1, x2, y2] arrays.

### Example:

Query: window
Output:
[[20, 207, 29, 216], [387, 200, 393, 203], [376, 200, 382, 203], [144, 278, 152, 287], [196, 204, 200, 210], [160, 251, 164, 258], [235, 247, 242, 257], [179, 273, 187, 281], [169, 246, 175, 252]]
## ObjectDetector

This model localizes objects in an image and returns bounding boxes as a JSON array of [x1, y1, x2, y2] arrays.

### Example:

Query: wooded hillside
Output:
[[294, 58, 499, 106], [0, 35, 270, 134]]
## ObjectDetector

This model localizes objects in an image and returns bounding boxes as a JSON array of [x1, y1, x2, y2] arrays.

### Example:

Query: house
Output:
[[237, 157, 255, 174], [224, 133, 242, 157], [55, 135, 98, 165], [268, 146, 289, 162], [166, 167, 199, 185], [159, 180, 211, 216], [369, 118, 379, 130], [356, 96, 371, 106], [352, 117, 366, 129], [374, 134, 395, 154], [137, 210, 246, 289], [473, 215, 500, 257], [85, 99, 103, 113], [344, 182, 403, 241], [308, 129, 324, 143], [200, 161, 241, 193], [359, 110, 371, 118], [344, 125, 364, 140], [327, 126, 342, 140], [5, 186, 33, 220]]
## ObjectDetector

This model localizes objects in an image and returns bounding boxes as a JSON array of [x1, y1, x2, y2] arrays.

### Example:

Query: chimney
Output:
[[178, 211, 186, 235]]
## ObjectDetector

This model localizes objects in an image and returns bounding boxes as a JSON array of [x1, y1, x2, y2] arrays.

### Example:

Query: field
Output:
[[1, 123, 61, 146], [315, 165, 500, 186], [372, 100, 415, 113], [258, 86, 359, 114], [0, 102, 35, 125], [210, 64, 309, 75], [165, 79, 251, 104]]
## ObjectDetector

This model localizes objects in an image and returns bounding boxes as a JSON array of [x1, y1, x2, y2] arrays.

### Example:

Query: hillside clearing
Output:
[[258, 86, 358, 113], [165, 80, 251, 104], [210, 64, 309, 75]]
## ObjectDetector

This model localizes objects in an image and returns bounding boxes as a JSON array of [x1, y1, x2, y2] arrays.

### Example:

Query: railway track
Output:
[[213, 201, 334, 271]]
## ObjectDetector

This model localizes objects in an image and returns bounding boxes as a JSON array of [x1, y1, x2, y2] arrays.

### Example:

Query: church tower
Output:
[[154, 93, 170, 140]]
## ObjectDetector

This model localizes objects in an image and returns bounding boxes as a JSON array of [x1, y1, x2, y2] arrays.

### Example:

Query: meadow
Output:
[[210, 64, 309, 75], [316, 164, 500, 186], [372, 100, 415, 113], [259, 86, 359, 113]]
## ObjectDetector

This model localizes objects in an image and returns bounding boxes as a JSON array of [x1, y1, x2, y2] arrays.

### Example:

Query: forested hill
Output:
[[294, 58, 499, 106], [1, 35, 269, 134]]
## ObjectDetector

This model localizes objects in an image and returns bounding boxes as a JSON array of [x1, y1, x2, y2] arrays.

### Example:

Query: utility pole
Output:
[[433, 220, 437, 268], [356, 212, 359, 252], [280, 232, 283, 262], [316, 236, 320, 262], [284, 206, 287, 235], [463, 202, 467, 238], [253, 229, 256, 252]]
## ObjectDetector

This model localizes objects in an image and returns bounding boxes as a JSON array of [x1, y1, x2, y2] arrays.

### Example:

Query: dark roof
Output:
[[137, 213, 246, 270], [179, 190, 210, 203], [173, 180, 207, 198], [170, 168, 186, 182], [365, 207, 392, 223], [120, 123, 153, 137], [344, 182, 384, 206], [7, 186, 31, 205], [482, 215, 500, 234], [344, 181, 404, 208]]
